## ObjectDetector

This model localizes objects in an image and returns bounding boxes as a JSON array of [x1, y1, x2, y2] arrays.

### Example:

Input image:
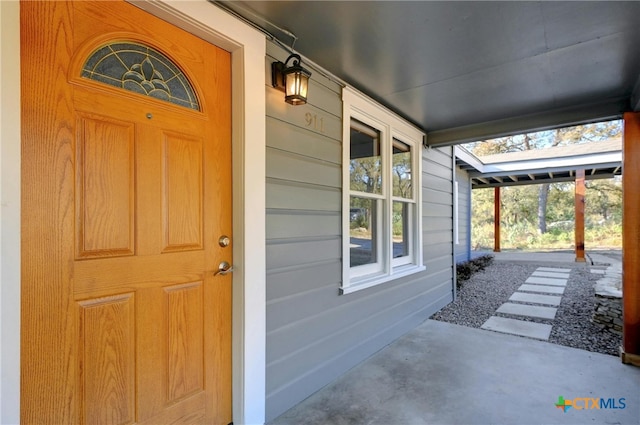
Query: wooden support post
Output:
[[575, 169, 586, 262], [494, 186, 501, 252], [622, 112, 640, 366]]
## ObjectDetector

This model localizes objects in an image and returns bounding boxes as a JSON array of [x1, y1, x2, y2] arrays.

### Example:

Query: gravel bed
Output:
[[430, 261, 622, 357]]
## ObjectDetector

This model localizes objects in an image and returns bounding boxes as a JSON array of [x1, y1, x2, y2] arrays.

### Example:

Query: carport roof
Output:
[[456, 138, 621, 188]]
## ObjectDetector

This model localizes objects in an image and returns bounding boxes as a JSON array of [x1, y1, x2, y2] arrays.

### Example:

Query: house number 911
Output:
[[305, 112, 325, 133]]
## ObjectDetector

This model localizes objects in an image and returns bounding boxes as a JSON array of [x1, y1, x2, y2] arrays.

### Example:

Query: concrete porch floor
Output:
[[269, 250, 637, 424], [268, 319, 639, 425]]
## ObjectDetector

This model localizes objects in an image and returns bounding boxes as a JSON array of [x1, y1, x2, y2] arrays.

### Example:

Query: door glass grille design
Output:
[[82, 42, 200, 110]]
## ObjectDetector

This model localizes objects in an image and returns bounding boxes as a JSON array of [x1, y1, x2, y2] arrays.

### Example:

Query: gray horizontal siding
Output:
[[267, 179, 340, 211], [424, 216, 453, 232], [265, 41, 454, 422], [424, 202, 453, 217], [266, 89, 342, 141], [267, 147, 340, 188], [267, 260, 341, 301], [425, 253, 455, 273], [425, 241, 454, 259], [267, 210, 341, 240], [267, 238, 341, 270], [425, 147, 455, 170], [423, 171, 454, 193], [423, 187, 453, 206], [268, 117, 341, 163]]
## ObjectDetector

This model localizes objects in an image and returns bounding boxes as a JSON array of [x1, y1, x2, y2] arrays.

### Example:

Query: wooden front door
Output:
[[21, 1, 232, 423]]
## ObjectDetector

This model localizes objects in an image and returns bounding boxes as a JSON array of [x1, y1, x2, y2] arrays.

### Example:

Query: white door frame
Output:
[[0, 1, 267, 423], [1, 2, 21, 423]]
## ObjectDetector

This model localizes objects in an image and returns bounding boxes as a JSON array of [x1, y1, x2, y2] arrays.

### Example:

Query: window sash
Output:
[[342, 87, 424, 293], [392, 138, 413, 200], [350, 118, 383, 195], [349, 196, 384, 277], [391, 201, 413, 267]]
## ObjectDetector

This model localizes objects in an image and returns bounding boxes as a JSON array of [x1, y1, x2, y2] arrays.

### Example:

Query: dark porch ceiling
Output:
[[215, 1, 640, 146]]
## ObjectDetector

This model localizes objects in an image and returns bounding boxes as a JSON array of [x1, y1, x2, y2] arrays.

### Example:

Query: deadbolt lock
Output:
[[219, 235, 231, 247]]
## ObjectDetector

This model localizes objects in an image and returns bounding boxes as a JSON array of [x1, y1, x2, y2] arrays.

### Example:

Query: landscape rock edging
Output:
[[592, 264, 622, 335]]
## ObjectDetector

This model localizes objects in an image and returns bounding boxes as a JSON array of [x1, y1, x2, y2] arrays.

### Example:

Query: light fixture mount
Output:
[[272, 53, 312, 105]]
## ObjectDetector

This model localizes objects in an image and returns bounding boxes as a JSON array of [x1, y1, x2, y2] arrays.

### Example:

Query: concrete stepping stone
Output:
[[525, 276, 567, 286], [591, 269, 606, 274], [518, 284, 565, 295], [532, 271, 570, 279], [537, 267, 571, 273], [481, 316, 552, 340], [509, 292, 562, 306], [496, 303, 557, 320]]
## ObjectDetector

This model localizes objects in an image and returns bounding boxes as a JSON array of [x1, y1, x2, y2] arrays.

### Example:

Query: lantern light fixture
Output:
[[272, 54, 311, 105]]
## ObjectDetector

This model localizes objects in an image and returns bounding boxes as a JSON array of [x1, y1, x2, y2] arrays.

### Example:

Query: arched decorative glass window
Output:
[[81, 42, 200, 111]]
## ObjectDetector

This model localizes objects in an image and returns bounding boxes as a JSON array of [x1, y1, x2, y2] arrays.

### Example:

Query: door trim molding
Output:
[[128, 2, 267, 423], [1, 2, 21, 423]]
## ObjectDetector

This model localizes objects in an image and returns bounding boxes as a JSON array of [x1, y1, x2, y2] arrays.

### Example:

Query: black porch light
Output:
[[271, 54, 311, 105]]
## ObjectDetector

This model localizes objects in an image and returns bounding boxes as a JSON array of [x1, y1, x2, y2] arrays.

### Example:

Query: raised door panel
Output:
[[76, 115, 135, 258], [135, 282, 207, 423], [166, 282, 204, 401], [162, 133, 204, 252], [77, 294, 135, 425]]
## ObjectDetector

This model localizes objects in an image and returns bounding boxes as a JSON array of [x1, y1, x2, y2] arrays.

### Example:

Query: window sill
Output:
[[340, 264, 426, 295]]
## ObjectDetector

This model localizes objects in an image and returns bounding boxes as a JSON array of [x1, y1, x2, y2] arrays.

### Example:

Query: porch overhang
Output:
[[455, 140, 622, 189]]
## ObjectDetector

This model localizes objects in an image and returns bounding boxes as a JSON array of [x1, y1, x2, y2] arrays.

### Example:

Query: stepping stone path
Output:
[[525, 276, 566, 286], [509, 292, 561, 306], [481, 266, 571, 340]]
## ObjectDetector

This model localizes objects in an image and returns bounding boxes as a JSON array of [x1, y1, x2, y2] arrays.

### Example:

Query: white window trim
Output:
[[341, 87, 425, 295]]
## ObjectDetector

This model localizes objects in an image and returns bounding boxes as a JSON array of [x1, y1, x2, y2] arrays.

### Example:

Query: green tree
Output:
[[546, 183, 574, 223], [587, 179, 622, 222]]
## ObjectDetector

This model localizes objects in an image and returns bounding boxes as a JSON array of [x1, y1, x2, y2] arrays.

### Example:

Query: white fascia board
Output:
[[473, 172, 620, 188], [454, 145, 485, 173], [470, 162, 621, 180], [472, 151, 621, 175]]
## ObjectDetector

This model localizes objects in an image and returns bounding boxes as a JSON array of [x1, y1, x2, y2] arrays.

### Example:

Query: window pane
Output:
[[392, 139, 412, 198], [350, 119, 382, 194], [350, 197, 379, 267], [393, 201, 410, 258], [82, 42, 200, 110]]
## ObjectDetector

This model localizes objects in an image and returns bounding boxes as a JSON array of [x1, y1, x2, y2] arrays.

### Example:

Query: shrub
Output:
[[456, 254, 494, 290]]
